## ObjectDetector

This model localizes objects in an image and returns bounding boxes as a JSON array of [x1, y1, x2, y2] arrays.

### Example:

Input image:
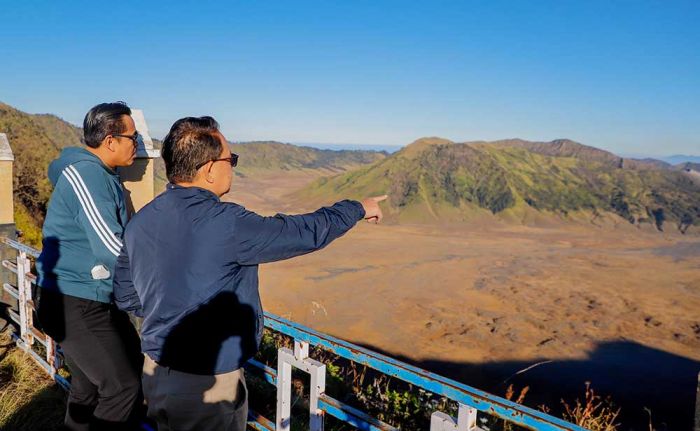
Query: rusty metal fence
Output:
[[0, 236, 587, 431]]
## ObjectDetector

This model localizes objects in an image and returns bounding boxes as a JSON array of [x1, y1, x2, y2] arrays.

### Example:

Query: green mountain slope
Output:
[[152, 140, 387, 193], [3, 99, 697, 237], [29, 114, 83, 149], [229, 141, 386, 173], [0, 103, 82, 244], [299, 138, 700, 232]]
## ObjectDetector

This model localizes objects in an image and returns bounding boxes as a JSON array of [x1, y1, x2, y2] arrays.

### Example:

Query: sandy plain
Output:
[[225, 171, 700, 429]]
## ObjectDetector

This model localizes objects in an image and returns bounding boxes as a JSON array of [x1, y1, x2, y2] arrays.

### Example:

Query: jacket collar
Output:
[[166, 183, 221, 201], [48, 147, 117, 186]]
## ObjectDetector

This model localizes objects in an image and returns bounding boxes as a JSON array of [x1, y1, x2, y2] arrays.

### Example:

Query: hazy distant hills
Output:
[[661, 155, 700, 165], [228, 141, 386, 173], [299, 137, 700, 232], [151, 140, 387, 192], [152, 139, 386, 174]]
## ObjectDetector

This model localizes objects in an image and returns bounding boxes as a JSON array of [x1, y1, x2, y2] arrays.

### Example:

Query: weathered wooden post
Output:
[[118, 109, 160, 216], [0, 133, 17, 304]]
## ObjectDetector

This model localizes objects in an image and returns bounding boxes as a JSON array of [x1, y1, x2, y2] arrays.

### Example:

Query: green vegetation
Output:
[[229, 141, 386, 175], [300, 138, 700, 232], [251, 329, 462, 429], [248, 329, 628, 430], [28, 114, 83, 150], [13, 205, 43, 248], [0, 103, 82, 246]]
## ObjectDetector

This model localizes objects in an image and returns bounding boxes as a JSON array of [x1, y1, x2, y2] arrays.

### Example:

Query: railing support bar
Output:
[[16, 251, 33, 346]]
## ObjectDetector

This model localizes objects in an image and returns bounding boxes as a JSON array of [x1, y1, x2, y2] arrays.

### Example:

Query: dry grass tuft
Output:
[[505, 384, 530, 404], [0, 327, 66, 431], [561, 381, 621, 431]]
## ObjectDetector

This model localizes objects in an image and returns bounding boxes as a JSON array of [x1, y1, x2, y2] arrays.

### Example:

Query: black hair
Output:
[[162, 116, 223, 183], [83, 101, 132, 148]]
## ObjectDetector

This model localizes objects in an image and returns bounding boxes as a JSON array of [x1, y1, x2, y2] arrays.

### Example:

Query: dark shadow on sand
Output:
[[348, 338, 699, 430]]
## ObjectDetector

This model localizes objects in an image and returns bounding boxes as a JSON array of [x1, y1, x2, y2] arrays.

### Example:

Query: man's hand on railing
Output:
[[361, 195, 388, 224]]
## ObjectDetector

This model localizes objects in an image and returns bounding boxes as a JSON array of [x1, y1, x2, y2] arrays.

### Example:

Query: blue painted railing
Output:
[[0, 236, 587, 431]]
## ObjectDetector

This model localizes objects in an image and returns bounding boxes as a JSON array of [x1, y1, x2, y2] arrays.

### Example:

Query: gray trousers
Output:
[[142, 354, 248, 431]]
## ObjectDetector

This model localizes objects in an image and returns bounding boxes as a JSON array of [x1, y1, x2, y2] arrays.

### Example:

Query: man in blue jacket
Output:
[[35, 102, 143, 430], [113, 116, 386, 430]]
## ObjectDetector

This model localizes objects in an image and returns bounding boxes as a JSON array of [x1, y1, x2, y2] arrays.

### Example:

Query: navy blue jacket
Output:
[[113, 184, 365, 375]]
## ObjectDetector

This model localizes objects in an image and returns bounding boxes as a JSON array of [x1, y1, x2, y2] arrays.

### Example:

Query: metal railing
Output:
[[0, 237, 69, 391], [0, 236, 586, 431]]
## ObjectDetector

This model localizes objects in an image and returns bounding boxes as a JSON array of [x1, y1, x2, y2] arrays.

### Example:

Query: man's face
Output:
[[210, 131, 233, 196], [109, 115, 138, 167]]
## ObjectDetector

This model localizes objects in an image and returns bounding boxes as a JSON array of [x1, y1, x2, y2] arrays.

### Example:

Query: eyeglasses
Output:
[[112, 132, 140, 144], [196, 153, 239, 170]]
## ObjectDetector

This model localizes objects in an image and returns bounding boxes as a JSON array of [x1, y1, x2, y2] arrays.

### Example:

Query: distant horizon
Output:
[[8, 99, 700, 159]]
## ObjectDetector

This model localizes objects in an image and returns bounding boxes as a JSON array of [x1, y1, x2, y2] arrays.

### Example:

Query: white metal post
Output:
[[276, 341, 327, 431], [309, 358, 326, 431], [276, 348, 293, 431], [457, 404, 478, 430], [431, 411, 457, 431], [46, 335, 62, 378], [431, 403, 479, 431], [294, 340, 309, 359], [16, 251, 33, 346], [295, 340, 325, 431]]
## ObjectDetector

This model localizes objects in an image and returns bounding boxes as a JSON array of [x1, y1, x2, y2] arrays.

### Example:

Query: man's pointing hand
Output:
[[361, 195, 388, 224]]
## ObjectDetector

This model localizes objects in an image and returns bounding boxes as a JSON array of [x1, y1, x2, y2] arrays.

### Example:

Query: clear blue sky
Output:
[[1, 1, 698, 156]]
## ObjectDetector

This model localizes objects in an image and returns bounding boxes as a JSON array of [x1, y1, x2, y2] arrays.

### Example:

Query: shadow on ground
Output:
[[0, 385, 66, 431], [0, 317, 66, 431], [349, 338, 700, 431], [2, 294, 698, 430]]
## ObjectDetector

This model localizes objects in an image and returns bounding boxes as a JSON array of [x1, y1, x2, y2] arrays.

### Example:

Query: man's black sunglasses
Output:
[[196, 153, 239, 170], [112, 132, 140, 143]]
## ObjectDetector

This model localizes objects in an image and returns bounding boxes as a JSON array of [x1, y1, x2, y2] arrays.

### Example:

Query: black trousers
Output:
[[36, 289, 143, 431]]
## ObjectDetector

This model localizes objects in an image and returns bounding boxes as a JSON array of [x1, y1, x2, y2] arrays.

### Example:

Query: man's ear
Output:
[[102, 136, 115, 153], [202, 163, 215, 183]]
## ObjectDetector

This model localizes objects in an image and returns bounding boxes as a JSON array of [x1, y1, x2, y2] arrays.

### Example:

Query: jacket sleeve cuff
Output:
[[348, 200, 366, 220]]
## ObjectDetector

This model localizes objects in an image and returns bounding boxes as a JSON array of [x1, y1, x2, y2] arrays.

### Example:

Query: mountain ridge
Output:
[[2, 101, 698, 240], [298, 136, 700, 232], [0, 102, 83, 244]]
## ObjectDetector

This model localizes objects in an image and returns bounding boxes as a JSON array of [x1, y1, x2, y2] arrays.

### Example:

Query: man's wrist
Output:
[[352, 200, 366, 220]]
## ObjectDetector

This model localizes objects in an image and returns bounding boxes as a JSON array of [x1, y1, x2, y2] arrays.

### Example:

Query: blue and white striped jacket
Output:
[[36, 147, 128, 303]]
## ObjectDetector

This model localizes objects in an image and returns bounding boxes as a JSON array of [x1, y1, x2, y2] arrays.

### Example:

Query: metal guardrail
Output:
[[0, 236, 587, 431], [2, 236, 40, 258], [1, 237, 68, 391]]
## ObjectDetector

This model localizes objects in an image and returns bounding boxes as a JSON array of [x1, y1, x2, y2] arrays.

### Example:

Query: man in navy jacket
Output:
[[113, 116, 386, 430]]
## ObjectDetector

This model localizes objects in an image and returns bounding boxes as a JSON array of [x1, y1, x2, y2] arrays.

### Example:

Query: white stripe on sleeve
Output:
[[62, 168, 121, 256], [66, 165, 123, 250]]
